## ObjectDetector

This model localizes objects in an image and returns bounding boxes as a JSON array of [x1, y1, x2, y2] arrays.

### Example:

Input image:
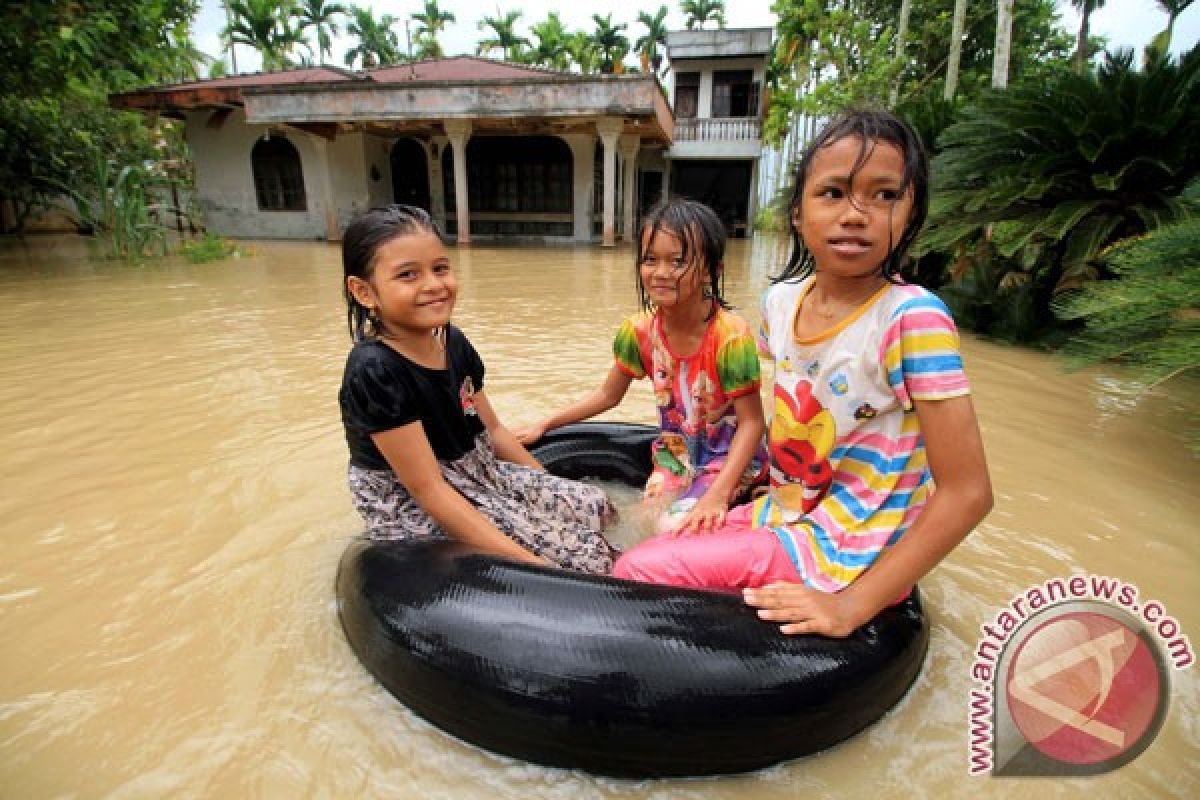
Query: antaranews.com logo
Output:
[[968, 575, 1193, 776]]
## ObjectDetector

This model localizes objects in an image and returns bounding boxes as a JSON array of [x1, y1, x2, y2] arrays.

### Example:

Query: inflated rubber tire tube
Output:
[[336, 422, 930, 778]]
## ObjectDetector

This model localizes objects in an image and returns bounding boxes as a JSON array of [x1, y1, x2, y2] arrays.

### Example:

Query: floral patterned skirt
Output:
[[347, 432, 618, 574]]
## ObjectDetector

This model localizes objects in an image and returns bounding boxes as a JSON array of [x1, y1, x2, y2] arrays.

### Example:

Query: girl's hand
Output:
[[672, 494, 728, 535], [742, 582, 864, 638], [513, 422, 546, 446]]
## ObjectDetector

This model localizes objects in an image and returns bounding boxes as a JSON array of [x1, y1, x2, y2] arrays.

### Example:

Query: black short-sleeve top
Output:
[[339, 325, 486, 470]]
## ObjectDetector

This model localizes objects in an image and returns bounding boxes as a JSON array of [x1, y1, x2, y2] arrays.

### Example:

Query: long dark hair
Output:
[[774, 109, 929, 285], [636, 197, 730, 314], [341, 204, 446, 341]]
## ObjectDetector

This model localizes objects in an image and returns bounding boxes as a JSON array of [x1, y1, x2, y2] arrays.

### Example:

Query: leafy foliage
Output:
[[180, 232, 251, 263], [764, 0, 1072, 144], [57, 156, 168, 260], [1055, 219, 1200, 452], [0, 1, 201, 233], [916, 47, 1200, 341]]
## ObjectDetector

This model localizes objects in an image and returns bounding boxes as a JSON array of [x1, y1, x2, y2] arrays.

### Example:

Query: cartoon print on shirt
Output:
[[829, 372, 849, 396], [768, 381, 836, 520], [853, 402, 878, 420], [459, 376, 478, 416]]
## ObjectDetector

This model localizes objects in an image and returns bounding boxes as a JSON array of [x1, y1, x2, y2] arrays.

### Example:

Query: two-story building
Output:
[[108, 29, 774, 245], [660, 27, 773, 238]]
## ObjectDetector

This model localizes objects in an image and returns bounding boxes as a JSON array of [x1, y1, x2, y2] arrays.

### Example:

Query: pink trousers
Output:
[[612, 505, 802, 592]]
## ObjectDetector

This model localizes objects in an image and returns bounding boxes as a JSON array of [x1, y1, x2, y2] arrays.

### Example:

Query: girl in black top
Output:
[[338, 205, 616, 573]]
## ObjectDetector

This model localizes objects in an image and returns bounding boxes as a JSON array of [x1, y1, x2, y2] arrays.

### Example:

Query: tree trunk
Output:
[[944, 0, 968, 100], [889, 0, 912, 106], [992, 0, 1015, 89], [1073, 9, 1091, 72]]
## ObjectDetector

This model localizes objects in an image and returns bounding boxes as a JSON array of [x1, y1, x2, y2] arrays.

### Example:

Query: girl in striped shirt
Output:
[[614, 110, 993, 638]]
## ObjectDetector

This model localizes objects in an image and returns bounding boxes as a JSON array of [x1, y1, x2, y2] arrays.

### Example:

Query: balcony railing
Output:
[[674, 117, 762, 142]]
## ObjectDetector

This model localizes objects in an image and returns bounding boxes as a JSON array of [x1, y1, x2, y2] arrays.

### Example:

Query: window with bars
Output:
[[251, 137, 306, 212]]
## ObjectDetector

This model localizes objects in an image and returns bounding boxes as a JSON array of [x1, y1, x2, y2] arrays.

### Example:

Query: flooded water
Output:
[[1, 234, 1196, 798]]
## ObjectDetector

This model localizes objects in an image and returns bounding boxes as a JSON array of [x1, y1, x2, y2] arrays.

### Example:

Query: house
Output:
[[110, 57, 672, 245], [661, 27, 773, 238]]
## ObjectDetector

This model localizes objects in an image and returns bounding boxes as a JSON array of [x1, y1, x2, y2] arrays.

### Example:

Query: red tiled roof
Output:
[[367, 56, 571, 83], [132, 66, 357, 93]]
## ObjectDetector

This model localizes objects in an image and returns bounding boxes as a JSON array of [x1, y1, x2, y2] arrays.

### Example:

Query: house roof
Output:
[[110, 56, 673, 146], [366, 56, 569, 83], [109, 57, 578, 112]]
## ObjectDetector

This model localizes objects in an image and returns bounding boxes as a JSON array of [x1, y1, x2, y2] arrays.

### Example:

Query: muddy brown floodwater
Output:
[[1, 234, 1196, 798]]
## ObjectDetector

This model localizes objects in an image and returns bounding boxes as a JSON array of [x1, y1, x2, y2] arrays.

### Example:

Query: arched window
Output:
[[252, 136, 306, 211]]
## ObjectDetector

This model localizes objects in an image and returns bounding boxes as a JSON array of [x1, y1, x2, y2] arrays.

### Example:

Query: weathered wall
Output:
[[183, 108, 370, 239]]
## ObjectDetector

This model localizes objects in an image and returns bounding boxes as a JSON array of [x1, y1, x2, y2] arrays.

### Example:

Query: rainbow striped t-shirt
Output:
[[752, 278, 969, 591]]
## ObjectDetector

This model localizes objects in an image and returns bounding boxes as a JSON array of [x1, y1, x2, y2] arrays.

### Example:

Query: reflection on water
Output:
[[1, 235, 1196, 799]]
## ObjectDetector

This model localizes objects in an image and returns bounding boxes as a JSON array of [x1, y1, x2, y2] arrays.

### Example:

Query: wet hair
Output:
[[342, 204, 446, 341], [774, 108, 929, 285], [635, 197, 730, 314]]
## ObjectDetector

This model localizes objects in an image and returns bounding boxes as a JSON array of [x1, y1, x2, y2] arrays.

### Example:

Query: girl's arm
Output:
[[371, 422, 548, 565], [514, 364, 634, 444], [472, 389, 543, 470], [673, 390, 766, 533], [744, 394, 993, 637]]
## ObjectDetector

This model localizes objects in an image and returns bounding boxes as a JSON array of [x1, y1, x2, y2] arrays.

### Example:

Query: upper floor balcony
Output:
[[674, 117, 762, 142]]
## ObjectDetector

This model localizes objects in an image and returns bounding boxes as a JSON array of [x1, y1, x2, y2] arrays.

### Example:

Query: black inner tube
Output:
[[336, 422, 930, 778]]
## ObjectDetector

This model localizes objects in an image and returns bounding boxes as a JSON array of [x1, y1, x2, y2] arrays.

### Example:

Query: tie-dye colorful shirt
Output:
[[752, 279, 969, 591], [613, 308, 765, 501]]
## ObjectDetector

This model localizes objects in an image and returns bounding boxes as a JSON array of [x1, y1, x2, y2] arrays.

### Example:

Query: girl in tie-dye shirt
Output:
[[518, 199, 766, 534], [615, 111, 992, 639]]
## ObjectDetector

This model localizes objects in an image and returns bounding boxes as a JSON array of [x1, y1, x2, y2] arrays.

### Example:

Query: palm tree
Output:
[[567, 31, 601, 74], [591, 14, 630, 74], [635, 6, 669, 73], [1071, 0, 1107, 72], [294, 0, 346, 65], [411, 0, 455, 58], [344, 5, 401, 68], [529, 13, 571, 71], [1147, 0, 1196, 59], [477, 10, 529, 62], [224, 0, 306, 71], [681, 0, 725, 31]]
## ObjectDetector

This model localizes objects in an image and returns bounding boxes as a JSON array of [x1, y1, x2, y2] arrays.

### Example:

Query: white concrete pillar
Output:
[[309, 136, 340, 241], [596, 118, 624, 248], [444, 119, 472, 244], [562, 134, 597, 243], [430, 136, 448, 228], [746, 158, 760, 237], [619, 135, 640, 242], [698, 71, 714, 119]]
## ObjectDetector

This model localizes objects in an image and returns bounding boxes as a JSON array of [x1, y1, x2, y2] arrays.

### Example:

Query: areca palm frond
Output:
[[225, 0, 306, 71], [591, 13, 629, 74], [476, 10, 529, 62], [411, 0, 455, 58], [635, 6, 669, 72], [294, 0, 346, 65], [344, 5, 401, 68], [681, 0, 726, 31], [529, 13, 571, 71]]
